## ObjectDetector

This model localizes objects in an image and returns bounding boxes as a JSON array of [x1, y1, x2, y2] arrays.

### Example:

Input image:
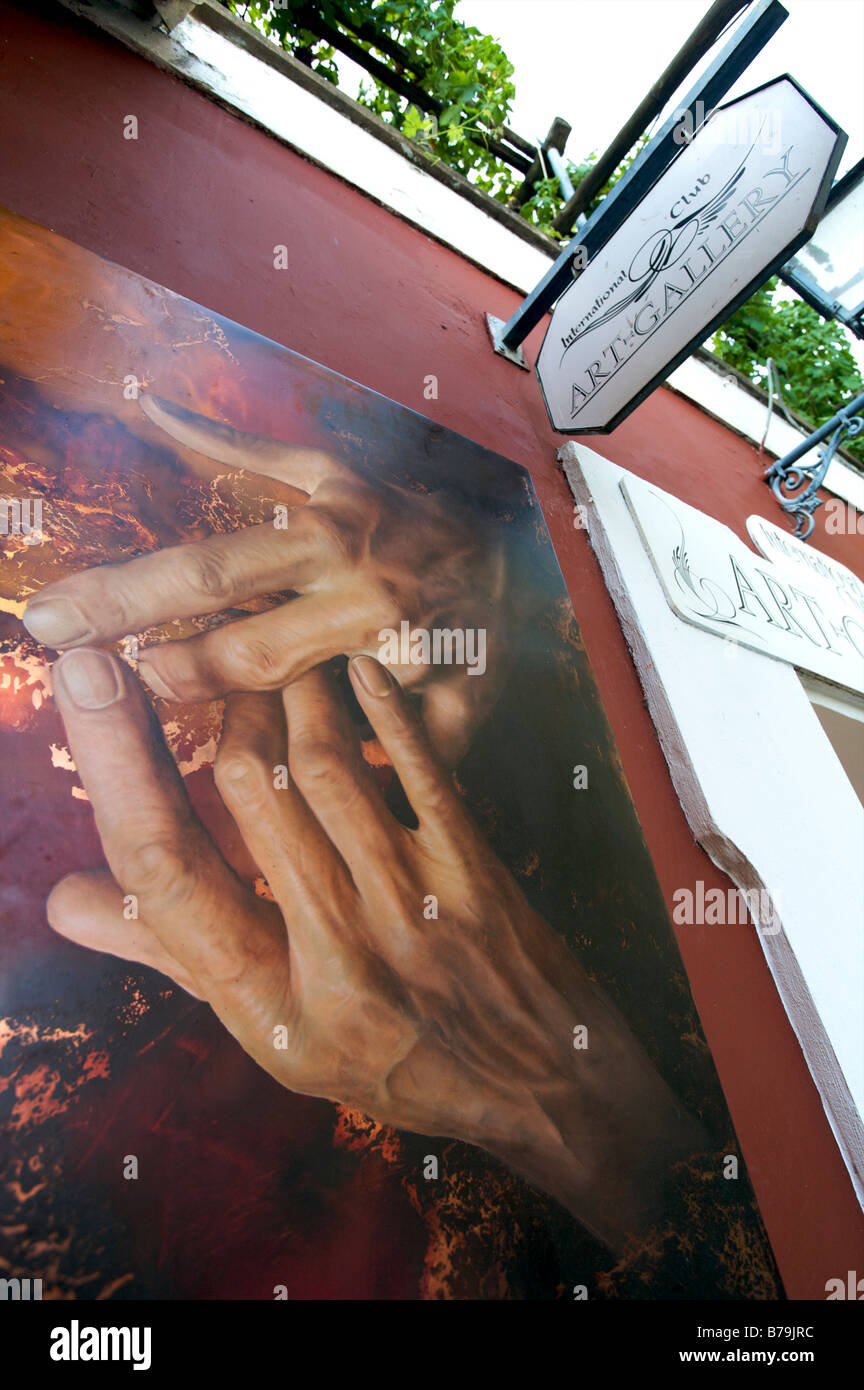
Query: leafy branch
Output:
[[711, 277, 864, 464]]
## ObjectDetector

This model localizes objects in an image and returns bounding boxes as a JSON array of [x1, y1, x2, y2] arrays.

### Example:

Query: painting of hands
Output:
[[0, 207, 780, 1298]]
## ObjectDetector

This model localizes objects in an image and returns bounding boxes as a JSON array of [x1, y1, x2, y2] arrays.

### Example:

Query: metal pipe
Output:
[[509, 117, 572, 209], [766, 391, 864, 471], [546, 146, 575, 202]]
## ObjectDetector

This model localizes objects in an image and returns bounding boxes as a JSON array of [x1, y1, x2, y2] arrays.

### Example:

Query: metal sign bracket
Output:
[[485, 314, 529, 369]]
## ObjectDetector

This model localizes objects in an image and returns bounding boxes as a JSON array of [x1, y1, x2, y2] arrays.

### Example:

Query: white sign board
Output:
[[621, 478, 864, 695], [537, 77, 844, 433], [746, 513, 864, 614], [562, 444, 864, 1200]]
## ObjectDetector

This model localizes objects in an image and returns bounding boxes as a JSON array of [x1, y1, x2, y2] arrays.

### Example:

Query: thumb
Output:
[[139, 394, 342, 494]]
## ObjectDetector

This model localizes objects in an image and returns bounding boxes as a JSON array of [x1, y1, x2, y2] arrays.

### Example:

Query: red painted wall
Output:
[[1, 0, 862, 1296]]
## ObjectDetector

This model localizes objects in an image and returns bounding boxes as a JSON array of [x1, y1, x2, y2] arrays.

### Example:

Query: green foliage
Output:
[[352, 0, 516, 198], [225, 0, 647, 230], [712, 278, 864, 463], [228, 1, 517, 197], [518, 163, 588, 240], [228, 1, 340, 81]]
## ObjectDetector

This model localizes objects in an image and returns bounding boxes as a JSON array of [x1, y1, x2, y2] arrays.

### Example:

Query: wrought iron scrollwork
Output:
[[765, 390, 864, 540]]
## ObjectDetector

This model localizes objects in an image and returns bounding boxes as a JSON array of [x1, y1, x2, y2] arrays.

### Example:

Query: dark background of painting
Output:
[[0, 210, 780, 1299]]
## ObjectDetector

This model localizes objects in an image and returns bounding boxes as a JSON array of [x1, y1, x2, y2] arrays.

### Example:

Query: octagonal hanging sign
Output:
[[536, 77, 846, 434]]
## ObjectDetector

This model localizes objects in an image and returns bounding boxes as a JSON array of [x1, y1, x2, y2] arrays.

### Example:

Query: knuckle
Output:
[[414, 774, 450, 817], [301, 504, 358, 567], [176, 547, 234, 602], [381, 712, 433, 767], [118, 834, 197, 905], [226, 635, 283, 684], [213, 751, 267, 801], [289, 736, 343, 785], [386, 710, 421, 747], [77, 565, 135, 631]]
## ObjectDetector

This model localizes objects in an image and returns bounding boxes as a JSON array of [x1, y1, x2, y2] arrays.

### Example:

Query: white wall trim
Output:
[[801, 673, 864, 723], [667, 356, 864, 510]]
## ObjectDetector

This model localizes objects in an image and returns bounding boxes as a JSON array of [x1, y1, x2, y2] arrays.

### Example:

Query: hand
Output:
[[46, 648, 705, 1251], [23, 396, 510, 765]]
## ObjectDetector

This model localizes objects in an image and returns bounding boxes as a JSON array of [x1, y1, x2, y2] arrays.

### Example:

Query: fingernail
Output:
[[56, 649, 124, 710], [138, 658, 180, 701], [350, 655, 394, 698], [141, 394, 179, 419], [23, 597, 92, 647]]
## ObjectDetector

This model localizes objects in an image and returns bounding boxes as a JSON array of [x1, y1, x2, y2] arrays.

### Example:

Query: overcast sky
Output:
[[456, 0, 864, 175]]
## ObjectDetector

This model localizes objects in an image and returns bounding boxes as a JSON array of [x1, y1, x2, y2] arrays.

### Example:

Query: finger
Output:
[[421, 676, 494, 767], [282, 666, 402, 884], [136, 592, 368, 702], [140, 394, 347, 493], [47, 868, 203, 997], [21, 509, 329, 651], [215, 689, 355, 961], [52, 647, 286, 993], [348, 656, 473, 841]]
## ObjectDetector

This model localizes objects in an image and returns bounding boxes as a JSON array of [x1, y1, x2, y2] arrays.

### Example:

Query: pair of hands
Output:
[[48, 646, 702, 1253], [24, 395, 508, 767], [28, 399, 705, 1251]]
